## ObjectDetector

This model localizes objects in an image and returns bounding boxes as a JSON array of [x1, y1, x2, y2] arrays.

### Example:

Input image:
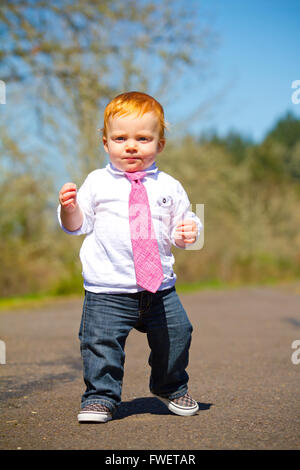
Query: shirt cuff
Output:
[[57, 205, 86, 235]]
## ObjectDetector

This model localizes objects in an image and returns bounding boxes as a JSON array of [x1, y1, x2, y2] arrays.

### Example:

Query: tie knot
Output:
[[125, 171, 146, 183]]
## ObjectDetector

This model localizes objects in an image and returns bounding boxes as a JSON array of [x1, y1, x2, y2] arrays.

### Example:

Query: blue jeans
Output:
[[78, 287, 193, 413]]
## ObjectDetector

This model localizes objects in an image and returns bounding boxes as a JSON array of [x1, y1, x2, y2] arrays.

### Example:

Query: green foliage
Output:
[[266, 111, 300, 149], [199, 130, 254, 165], [159, 114, 300, 286], [1, 2, 300, 299], [264, 112, 300, 180], [1, 112, 300, 299], [0, 0, 215, 298]]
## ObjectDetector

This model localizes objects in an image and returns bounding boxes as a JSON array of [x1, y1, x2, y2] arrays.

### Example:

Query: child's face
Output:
[[103, 112, 165, 172]]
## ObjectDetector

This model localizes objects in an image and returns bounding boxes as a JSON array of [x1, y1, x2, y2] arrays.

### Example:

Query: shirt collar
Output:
[[106, 161, 158, 176]]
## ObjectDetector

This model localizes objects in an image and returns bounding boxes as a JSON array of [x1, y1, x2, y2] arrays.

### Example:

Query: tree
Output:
[[0, 0, 215, 179], [266, 111, 300, 149], [263, 112, 300, 181], [0, 0, 216, 297], [199, 130, 254, 165]]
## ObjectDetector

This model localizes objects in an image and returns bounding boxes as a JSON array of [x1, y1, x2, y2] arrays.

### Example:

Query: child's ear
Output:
[[102, 136, 109, 153], [157, 138, 165, 154]]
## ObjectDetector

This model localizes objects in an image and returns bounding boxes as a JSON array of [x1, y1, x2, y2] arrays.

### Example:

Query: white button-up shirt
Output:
[[57, 162, 202, 293]]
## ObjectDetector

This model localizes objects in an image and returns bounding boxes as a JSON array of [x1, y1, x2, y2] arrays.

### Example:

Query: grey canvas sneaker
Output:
[[153, 392, 199, 416], [78, 403, 112, 423]]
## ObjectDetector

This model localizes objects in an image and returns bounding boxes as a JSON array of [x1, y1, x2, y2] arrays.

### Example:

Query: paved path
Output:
[[0, 285, 300, 450]]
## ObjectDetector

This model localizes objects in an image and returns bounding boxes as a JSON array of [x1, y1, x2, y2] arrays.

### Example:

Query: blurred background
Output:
[[1, 0, 300, 301]]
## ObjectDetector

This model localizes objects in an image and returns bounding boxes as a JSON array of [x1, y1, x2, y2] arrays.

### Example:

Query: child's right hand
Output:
[[59, 183, 77, 212]]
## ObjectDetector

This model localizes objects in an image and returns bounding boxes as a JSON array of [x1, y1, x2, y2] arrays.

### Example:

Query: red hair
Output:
[[102, 91, 167, 139]]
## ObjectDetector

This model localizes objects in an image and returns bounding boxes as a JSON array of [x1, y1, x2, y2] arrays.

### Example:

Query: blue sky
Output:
[[168, 0, 300, 142]]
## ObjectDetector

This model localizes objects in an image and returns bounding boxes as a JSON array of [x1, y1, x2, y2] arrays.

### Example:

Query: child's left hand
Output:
[[174, 219, 197, 247]]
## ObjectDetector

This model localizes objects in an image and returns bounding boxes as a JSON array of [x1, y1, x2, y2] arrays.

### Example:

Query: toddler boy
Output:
[[58, 91, 202, 422]]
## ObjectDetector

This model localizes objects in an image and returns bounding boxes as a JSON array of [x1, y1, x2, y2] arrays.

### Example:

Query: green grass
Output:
[[1, 277, 299, 312], [175, 277, 296, 294], [0, 291, 82, 312], [176, 279, 235, 293]]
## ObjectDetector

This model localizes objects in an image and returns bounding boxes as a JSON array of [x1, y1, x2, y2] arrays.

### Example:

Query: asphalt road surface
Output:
[[0, 284, 300, 450]]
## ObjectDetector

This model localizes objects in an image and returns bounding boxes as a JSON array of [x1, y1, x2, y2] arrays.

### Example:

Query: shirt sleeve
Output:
[[170, 181, 203, 249], [57, 174, 95, 236]]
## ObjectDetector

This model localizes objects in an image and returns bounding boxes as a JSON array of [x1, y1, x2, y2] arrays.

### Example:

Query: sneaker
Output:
[[77, 403, 112, 423], [152, 392, 199, 416]]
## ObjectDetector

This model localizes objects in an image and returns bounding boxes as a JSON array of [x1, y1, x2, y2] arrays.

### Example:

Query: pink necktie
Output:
[[125, 171, 164, 293]]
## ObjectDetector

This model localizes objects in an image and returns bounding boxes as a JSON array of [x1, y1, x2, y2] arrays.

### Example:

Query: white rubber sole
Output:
[[77, 411, 112, 423], [152, 394, 199, 416]]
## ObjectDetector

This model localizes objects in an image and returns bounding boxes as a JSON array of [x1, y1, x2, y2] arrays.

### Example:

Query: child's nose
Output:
[[125, 139, 137, 152]]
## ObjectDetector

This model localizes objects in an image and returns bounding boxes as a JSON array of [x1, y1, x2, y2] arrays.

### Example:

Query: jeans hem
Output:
[[151, 387, 188, 401], [81, 398, 116, 413]]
